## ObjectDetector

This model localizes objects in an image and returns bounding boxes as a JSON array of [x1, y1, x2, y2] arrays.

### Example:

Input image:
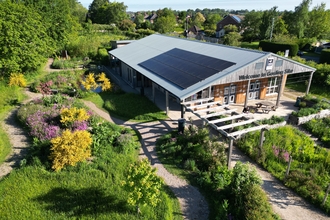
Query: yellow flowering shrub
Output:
[[60, 107, 90, 127], [9, 73, 27, 87], [50, 129, 92, 171], [81, 72, 111, 91], [81, 73, 98, 90], [97, 72, 111, 91]]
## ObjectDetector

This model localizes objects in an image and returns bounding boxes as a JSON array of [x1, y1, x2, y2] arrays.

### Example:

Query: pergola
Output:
[[182, 99, 280, 169]]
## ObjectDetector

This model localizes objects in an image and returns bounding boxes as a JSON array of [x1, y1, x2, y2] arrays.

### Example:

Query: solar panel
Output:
[[232, 15, 241, 23], [138, 48, 236, 89]]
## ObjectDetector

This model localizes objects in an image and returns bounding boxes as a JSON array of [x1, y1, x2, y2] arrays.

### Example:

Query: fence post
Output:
[[322, 183, 330, 206], [285, 155, 293, 180]]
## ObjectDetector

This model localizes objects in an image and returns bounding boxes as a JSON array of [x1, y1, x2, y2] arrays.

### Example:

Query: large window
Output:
[[266, 77, 278, 95]]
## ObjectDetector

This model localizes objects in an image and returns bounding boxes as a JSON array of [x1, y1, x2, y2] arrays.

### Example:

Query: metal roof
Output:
[[109, 34, 315, 100]]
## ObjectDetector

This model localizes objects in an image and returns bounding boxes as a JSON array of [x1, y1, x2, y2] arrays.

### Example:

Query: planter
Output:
[[288, 109, 330, 125]]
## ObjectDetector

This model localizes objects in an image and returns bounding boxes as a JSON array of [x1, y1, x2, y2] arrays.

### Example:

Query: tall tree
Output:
[[154, 8, 176, 33], [287, 0, 311, 38], [259, 6, 278, 40], [88, 0, 109, 23], [305, 3, 330, 39], [19, 0, 81, 52], [0, 1, 53, 75], [94, 2, 128, 25], [203, 13, 221, 31], [192, 12, 205, 28], [241, 10, 263, 42]]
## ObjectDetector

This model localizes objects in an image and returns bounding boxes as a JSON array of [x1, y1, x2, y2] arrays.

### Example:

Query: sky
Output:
[[79, 0, 329, 12]]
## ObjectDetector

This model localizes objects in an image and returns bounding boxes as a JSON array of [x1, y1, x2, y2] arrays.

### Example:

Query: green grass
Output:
[[0, 121, 182, 220], [286, 83, 330, 100], [240, 41, 260, 50], [84, 91, 168, 122]]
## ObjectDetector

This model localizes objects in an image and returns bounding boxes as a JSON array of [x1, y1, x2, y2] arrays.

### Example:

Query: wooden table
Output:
[[255, 101, 276, 113]]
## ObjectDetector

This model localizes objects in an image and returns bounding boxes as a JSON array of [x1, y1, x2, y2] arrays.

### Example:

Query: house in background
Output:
[[186, 25, 204, 38], [215, 14, 244, 38], [144, 13, 157, 24]]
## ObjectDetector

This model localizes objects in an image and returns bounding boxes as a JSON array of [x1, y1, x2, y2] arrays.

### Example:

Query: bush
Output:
[[320, 49, 330, 64], [8, 73, 27, 87], [49, 129, 92, 171], [259, 40, 299, 56]]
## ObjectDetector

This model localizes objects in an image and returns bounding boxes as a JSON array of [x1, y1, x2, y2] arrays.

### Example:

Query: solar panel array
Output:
[[138, 48, 236, 89]]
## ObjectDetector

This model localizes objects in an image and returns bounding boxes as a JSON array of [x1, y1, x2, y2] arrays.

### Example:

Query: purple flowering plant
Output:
[[272, 145, 290, 163], [24, 95, 92, 142]]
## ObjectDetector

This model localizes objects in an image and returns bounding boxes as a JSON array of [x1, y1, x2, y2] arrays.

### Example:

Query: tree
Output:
[[134, 12, 145, 29], [94, 2, 128, 25], [154, 16, 176, 33], [284, 0, 311, 38], [259, 6, 278, 40], [192, 12, 206, 28], [120, 19, 136, 31], [121, 159, 163, 213], [241, 10, 263, 42], [88, 0, 109, 23], [203, 13, 221, 31], [223, 32, 241, 46], [0, 1, 53, 75], [305, 3, 330, 39], [273, 17, 288, 35]]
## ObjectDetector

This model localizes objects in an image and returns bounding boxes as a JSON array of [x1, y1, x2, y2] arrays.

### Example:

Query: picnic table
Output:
[[255, 101, 277, 113]]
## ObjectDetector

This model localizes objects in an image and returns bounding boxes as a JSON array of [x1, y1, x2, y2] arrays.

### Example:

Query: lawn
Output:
[[84, 91, 168, 122], [240, 41, 260, 50]]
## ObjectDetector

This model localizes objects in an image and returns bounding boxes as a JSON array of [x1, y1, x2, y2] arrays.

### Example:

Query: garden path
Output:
[[82, 100, 210, 220]]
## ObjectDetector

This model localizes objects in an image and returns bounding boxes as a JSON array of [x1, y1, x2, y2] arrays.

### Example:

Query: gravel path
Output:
[[231, 146, 329, 220], [82, 101, 210, 220]]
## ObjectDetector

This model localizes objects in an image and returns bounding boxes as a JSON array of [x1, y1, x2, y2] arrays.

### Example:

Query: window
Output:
[[255, 62, 264, 70], [266, 77, 279, 95], [275, 60, 283, 67]]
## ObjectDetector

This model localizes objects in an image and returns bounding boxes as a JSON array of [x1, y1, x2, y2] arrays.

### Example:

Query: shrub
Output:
[[8, 73, 27, 87], [121, 159, 163, 211], [60, 107, 90, 128], [49, 129, 92, 171]]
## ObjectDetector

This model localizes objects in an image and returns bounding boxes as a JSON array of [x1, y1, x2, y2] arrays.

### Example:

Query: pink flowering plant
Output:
[[19, 95, 93, 142], [272, 145, 290, 163]]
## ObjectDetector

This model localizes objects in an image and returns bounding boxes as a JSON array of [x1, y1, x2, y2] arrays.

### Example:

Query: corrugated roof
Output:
[[109, 34, 315, 100]]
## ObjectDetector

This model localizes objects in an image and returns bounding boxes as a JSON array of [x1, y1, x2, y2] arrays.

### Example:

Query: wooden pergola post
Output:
[[244, 79, 251, 108], [227, 138, 234, 169], [276, 74, 286, 107], [306, 71, 314, 95]]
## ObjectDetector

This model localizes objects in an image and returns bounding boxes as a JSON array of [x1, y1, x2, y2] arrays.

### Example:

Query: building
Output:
[[109, 34, 316, 117], [215, 14, 243, 38]]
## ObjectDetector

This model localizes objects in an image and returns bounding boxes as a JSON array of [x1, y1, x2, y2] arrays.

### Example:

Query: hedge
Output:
[[320, 49, 330, 64], [259, 41, 299, 56]]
